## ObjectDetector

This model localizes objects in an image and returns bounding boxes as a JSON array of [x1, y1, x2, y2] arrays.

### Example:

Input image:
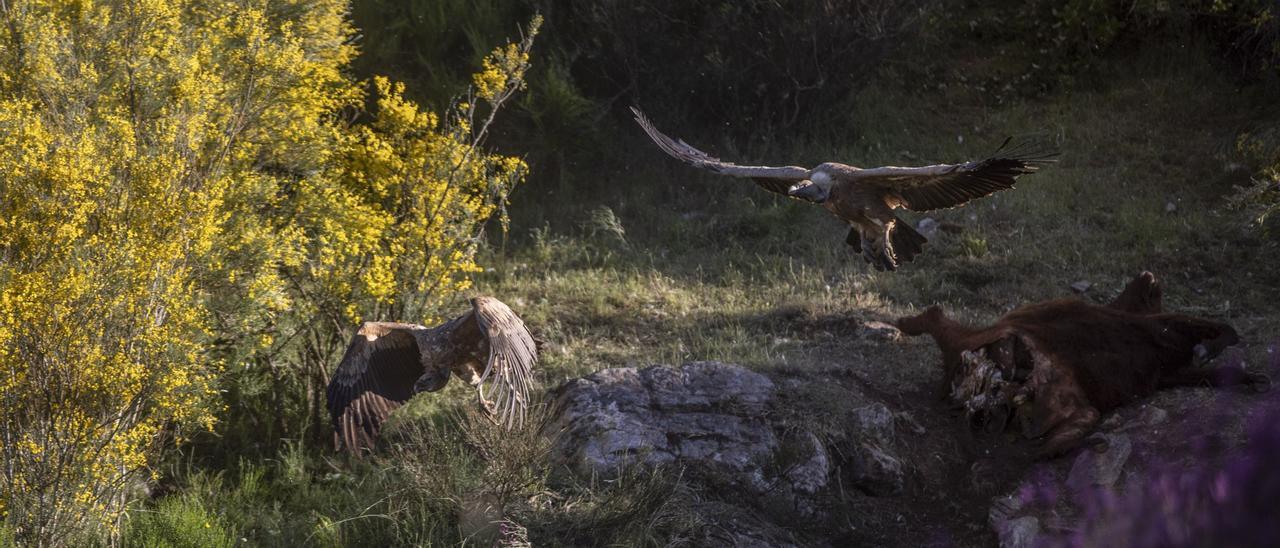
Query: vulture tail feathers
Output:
[[890, 215, 928, 265], [844, 227, 862, 252], [853, 216, 926, 271]]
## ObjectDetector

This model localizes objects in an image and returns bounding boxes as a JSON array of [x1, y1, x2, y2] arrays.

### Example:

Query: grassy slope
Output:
[[455, 47, 1278, 545], [127, 46, 1280, 546], [484, 47, 1279, 388]]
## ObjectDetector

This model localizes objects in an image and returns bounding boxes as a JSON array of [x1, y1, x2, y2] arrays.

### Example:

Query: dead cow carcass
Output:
[[896, 271, 1267, 458]]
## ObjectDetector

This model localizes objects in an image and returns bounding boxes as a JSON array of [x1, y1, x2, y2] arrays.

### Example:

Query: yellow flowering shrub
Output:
[[474, 40, 534, 102], [0, 0, 537, 543]]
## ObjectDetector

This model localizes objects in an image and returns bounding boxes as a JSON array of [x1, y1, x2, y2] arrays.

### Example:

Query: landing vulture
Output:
[[325, 296, 537, 454], [632, 107, 1057, 271]]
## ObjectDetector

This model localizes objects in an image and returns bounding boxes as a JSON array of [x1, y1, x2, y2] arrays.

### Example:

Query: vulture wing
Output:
[[326, 322, 425, 454], [471, 297, 538, 428], [852, 138, 1058, 211], [631, 107, 809, 194]]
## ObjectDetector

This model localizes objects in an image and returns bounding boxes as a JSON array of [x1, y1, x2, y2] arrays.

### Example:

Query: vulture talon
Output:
[[632, 107, 1057, 271], [478, 394, 499, 423]]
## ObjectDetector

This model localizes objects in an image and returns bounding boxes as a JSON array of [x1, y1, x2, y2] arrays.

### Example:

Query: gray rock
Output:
[[1137, 405, 1168, 428], [1067, 433, 1132, 493], [988, 494, 1024, 525], [852, 403, 897, 446], [1070, 280, 1092, 294], [989, 493, 1043, 548], [1108, 405, 1169, 433], [786, 432, 832, 496], [549, 361, 839, 520], [990, 382, 1274, 545], [842, 403, 905, 495], [849, 443, 904, 496], [1099, 412, 1123, 430], [548, 362, 778, 489], [996, 517, 1042, 548]]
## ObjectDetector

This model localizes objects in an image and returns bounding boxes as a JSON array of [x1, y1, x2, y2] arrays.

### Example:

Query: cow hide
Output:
[[896, 271, 1268, 458]]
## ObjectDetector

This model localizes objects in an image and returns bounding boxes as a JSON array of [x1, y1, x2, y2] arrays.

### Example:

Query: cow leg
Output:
[[1023, 373, 1100, 459], [1158, 367, 1270, 391], [1108, 271, 1163, 314], [1033, 406, 1101, 459]]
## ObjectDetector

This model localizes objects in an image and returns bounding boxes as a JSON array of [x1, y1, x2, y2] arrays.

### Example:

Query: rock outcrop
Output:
[[546, 361, 830, 519], [542, 355, 1277, 547], [548, 362, 777, 480], [988, 378, 1280, 548]]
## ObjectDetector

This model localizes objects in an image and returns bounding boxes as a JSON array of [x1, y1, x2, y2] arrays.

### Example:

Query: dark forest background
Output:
[[351, 0, 1280, 207]]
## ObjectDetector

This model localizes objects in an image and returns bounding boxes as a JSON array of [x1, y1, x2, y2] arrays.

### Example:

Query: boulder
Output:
[[995, 517, 1041, 548], [548, 362, 778, 482], [846, 403, 905, 495], [547, 362, 831, 515], [1066, 433, 1132, 494], [988, 386, 1280, 547]]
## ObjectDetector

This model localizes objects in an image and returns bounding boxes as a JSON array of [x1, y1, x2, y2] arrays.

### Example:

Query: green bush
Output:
[[942, 0, 1280, 92], [1231, 129, 1280, 228], [123, 496, 235, 548]]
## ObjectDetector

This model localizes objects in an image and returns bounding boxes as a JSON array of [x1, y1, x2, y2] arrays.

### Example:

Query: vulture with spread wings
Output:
[[632, 107, 1057, 271], [325, 297, 537, 454]]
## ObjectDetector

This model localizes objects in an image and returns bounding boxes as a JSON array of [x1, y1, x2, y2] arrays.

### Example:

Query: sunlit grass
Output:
[[126, 47, 1280, 546]]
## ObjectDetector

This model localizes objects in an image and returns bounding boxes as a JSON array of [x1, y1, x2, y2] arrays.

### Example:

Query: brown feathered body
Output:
[[325, 297, 537, 454], [631, 107, 1057, 270], [895, 272, 1264, 458]]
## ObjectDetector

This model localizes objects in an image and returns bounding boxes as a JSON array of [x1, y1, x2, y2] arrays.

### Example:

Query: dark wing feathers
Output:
[[631, 107, 810, 186], [326, 323, 424, 453], [751, 177, 795, 195], [894, 158, 1041, 211], [853, 137, 1058, 211], [471, 297, 538, 429]]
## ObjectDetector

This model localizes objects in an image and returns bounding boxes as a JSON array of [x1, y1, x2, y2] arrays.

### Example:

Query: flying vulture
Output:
[[631, 107, 1057, 271], [325, 296, 538, 454]]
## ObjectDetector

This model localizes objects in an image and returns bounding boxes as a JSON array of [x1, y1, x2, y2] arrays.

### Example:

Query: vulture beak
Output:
[[787, 180, 827, 203]]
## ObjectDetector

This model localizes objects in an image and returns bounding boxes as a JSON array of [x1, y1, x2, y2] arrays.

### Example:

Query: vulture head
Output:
[[412, 366, 451, 393], [787, 167, 837, 203], [787, 180, 829, 203]]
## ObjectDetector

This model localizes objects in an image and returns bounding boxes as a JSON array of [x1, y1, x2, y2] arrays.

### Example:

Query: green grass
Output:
[[127, 46, 1280, 546], [486, 46, 1279, 364]]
